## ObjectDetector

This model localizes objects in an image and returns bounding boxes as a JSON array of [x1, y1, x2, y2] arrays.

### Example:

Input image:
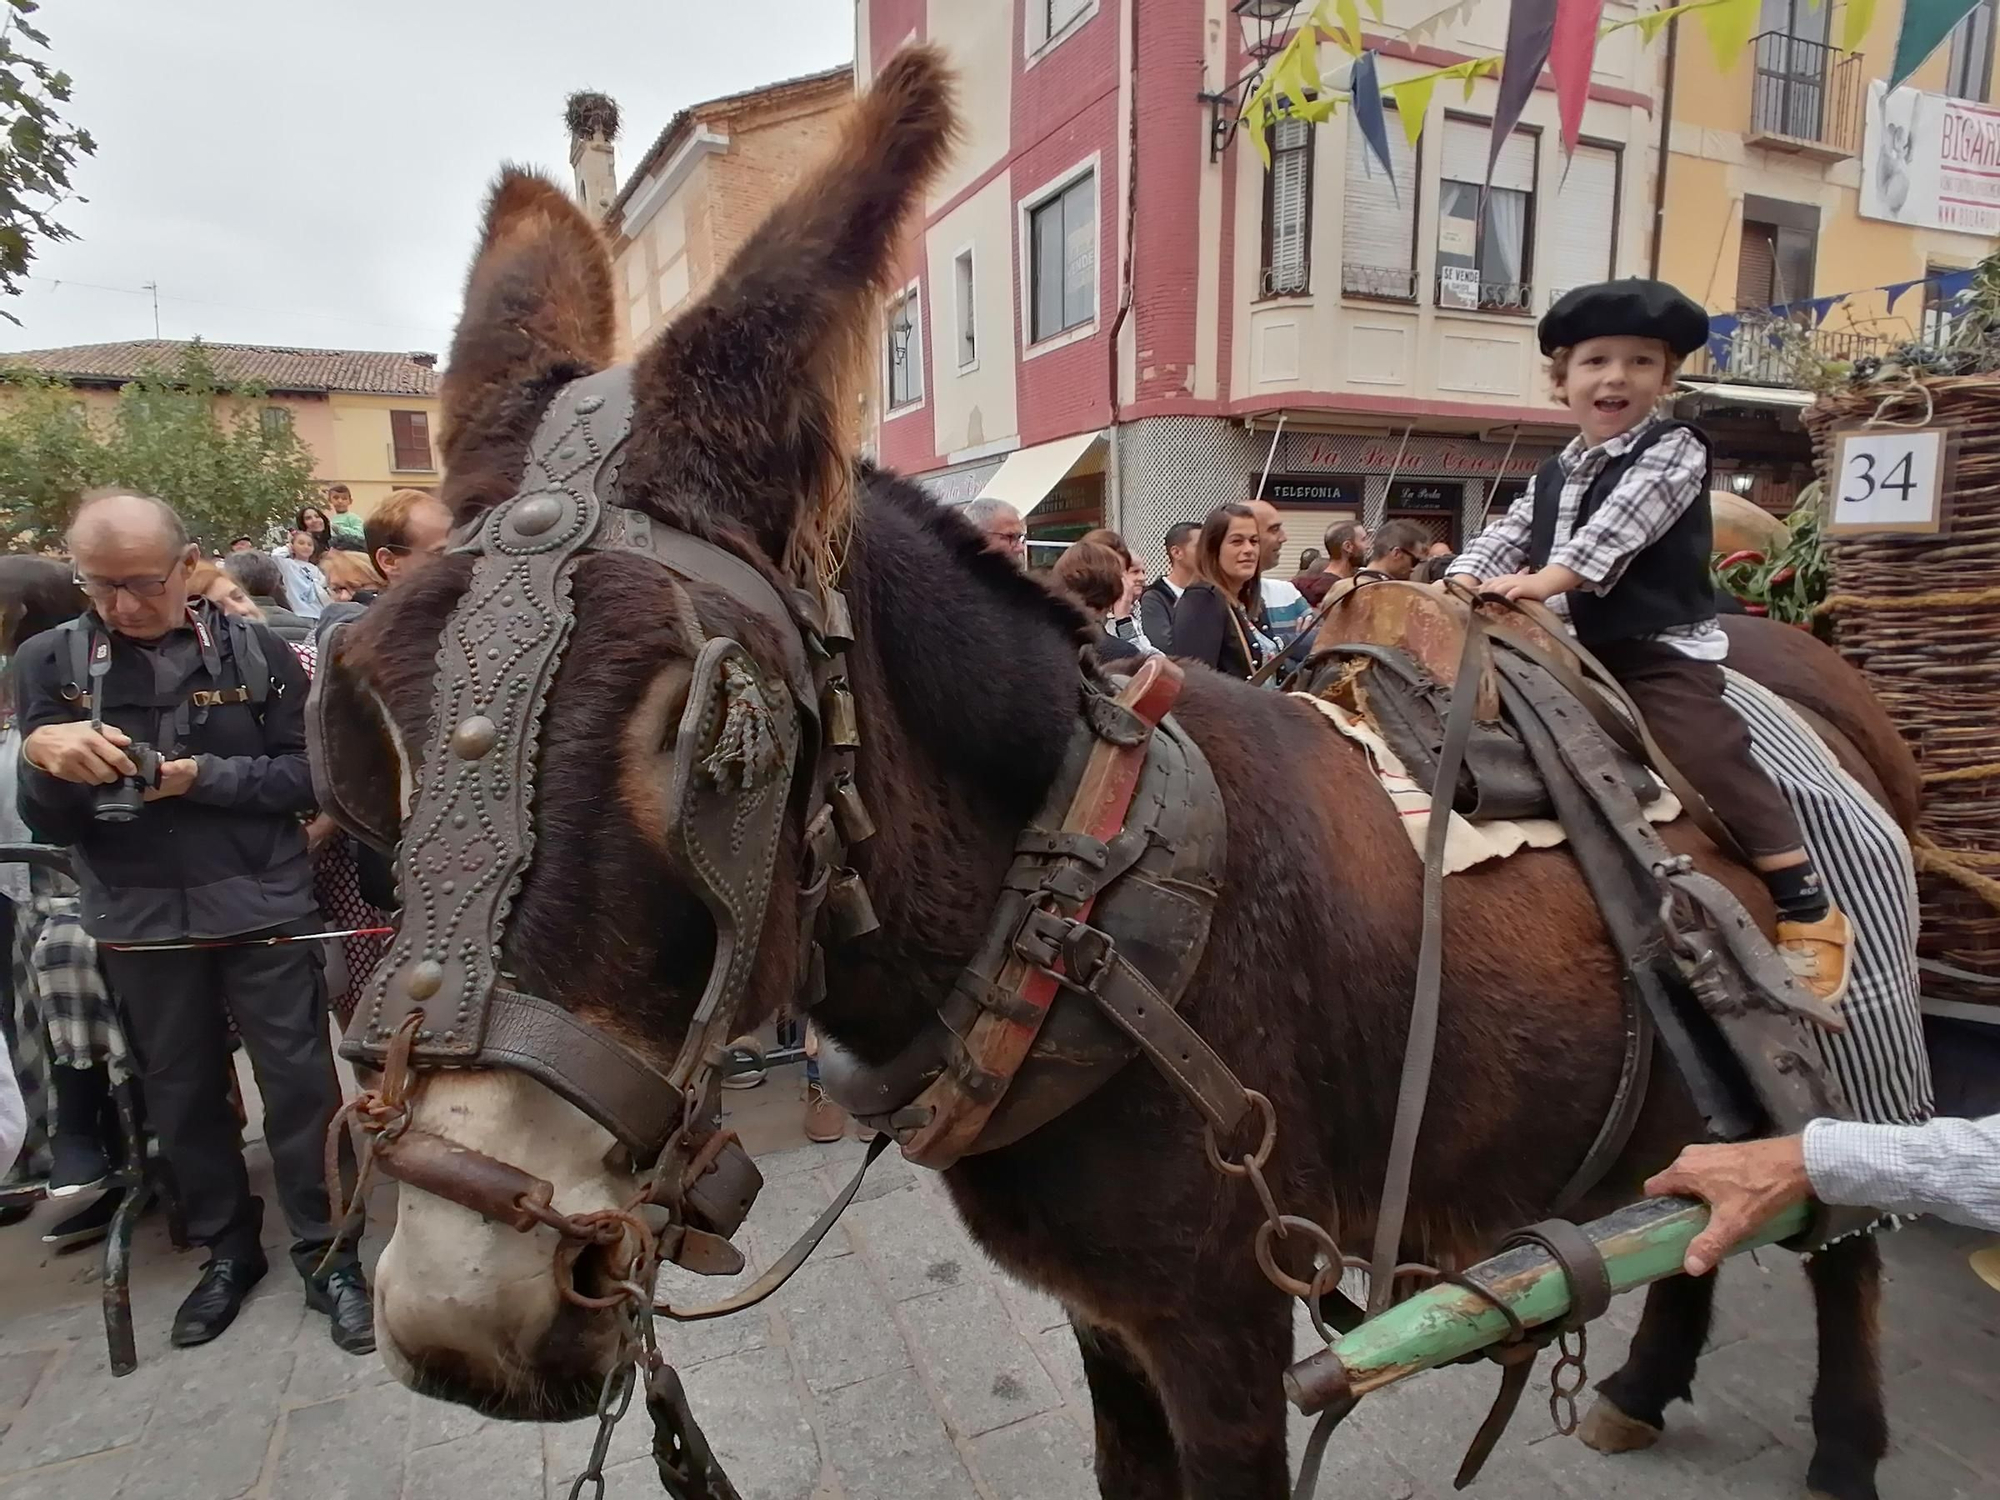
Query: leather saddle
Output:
[[1308, 580, 1662, 826]]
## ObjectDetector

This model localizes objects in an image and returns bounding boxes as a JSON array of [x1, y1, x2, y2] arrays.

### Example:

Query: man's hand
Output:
[[142, 759, 199, 801], [305, 812, 340, 851], [22, 722, 137, 785], [1645, 1136, 1812, 1276]]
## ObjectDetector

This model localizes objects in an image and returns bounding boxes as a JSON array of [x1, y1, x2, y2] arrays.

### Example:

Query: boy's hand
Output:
[[1486, 565, 1583, 603]]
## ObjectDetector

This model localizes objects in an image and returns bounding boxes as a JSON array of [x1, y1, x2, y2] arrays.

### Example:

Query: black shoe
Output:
[[305, 1265, 376, 1355], [170, 1255, 268, 1348], [42, 1188, 129, 1251], [46, 1134, 113, 1199]]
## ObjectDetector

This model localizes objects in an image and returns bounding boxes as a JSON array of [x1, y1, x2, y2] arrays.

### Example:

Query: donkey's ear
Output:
[[438, 168, 616, 502], [626, 46, 958, 583]]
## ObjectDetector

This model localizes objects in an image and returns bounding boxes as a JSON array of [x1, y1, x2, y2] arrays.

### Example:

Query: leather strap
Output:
[[656, 1133, 890, 1321], [1451, 1345, 1539, 1490], [1366, 611, 1488, 1316], [1501, 1218, 1612, 1328], [481, 988, 681, 1157], [1482, 597, 1748, 867], [1073, 940, 1252, 1134]]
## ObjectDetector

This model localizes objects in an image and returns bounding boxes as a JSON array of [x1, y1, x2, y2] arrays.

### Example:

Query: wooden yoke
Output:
[[899, 657, 1186, 1169]]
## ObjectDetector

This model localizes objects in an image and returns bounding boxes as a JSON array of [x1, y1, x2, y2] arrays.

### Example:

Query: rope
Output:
[[1920, 762, 2000, 785], [1817, 585, 2000, 616], [1911, 832, 2000, 914]]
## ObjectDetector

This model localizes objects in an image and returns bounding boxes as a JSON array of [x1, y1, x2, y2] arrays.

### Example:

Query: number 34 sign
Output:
[[1827, 425, 1957, 536]]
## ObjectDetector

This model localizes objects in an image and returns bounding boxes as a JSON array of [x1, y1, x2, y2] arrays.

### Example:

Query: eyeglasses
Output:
[[382, 542, 448, 558], [74, 567, 178, 601]]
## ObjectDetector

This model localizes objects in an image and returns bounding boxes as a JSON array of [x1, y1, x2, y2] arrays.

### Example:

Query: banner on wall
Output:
[[1861, 80, 2000, 236]]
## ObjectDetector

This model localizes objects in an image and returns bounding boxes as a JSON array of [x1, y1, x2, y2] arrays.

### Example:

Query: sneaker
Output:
[[1776, 907, 1853, 1009], [42, 1189, 125, 1251], [47, 1134, 113, 1199], [719, 1035, 767, 1090], [803, 1086, 846, 1144]]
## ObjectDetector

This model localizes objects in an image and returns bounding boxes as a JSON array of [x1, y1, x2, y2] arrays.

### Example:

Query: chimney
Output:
[[565, 91, 621, 222], [409, 352, 437, 368]]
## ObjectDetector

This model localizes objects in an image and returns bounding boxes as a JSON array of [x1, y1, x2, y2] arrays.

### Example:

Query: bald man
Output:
[[13, 489, 372, 1356], [1247, 498, 1310, 646]]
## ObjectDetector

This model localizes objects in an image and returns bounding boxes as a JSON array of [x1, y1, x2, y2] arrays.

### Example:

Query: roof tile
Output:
[[0, 339, 442, 397]]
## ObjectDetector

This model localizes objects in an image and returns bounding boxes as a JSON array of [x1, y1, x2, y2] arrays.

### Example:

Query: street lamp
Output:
[[1198, 0, 1301, 163], [888, 299, 914, 369]]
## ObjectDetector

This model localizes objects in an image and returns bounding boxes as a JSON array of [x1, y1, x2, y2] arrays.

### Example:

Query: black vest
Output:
[[1528, 420, 1715, 646]]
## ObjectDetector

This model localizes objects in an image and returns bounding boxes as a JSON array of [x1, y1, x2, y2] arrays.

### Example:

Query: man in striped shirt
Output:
[[1650, 1115, 2000, 1276]]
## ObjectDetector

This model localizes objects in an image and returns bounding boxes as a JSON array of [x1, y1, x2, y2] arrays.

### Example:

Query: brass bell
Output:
[[830, 771, 876, 844], [825, 868, 880, 942], [821, 589, 855, 652], [822, 679, 861, 750]]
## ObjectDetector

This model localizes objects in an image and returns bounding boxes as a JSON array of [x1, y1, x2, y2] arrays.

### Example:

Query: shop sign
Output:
[[1386, 479, 1464, 510], [1262, 473, 1365, 508], [1290, 434, 1551, 479]]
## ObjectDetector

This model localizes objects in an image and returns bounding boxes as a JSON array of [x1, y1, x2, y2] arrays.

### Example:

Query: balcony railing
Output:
[[1342, 263, 1418, 302], [1434, 274, 1533, 314], [1748, 31, 1863, 158], [1261, 261, 1310, 298], [1681, 312, 1891, 387]]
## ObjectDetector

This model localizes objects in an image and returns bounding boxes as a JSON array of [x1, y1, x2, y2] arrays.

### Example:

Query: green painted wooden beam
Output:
[[1285, 1197, 1812, 1414]]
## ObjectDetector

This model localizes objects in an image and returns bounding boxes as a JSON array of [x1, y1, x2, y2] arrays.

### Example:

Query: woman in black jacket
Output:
[[1171, 504, 1266, 678]]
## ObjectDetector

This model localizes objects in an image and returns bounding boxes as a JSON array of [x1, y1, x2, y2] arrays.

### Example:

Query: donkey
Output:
[[332, 50, 1908, 1500]]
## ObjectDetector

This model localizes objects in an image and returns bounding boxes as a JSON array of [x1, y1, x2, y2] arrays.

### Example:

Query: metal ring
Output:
[[1254, 1214, 1344, 1301], [1203, 1088, 1277, 1178]]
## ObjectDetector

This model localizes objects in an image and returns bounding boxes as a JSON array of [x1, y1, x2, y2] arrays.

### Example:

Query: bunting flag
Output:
[[1883, 279, 1921, 313], [1386, 74, 1439, 146], [1892, 0, 1985, 87], [1488, 0, 1559, 186], [1549, 0, 1609, 156], [1700, 0, 1762, 70], [1707, 315, 1740, 373], [1840, 0, 1878, 52], [1350, 51, 1398, 191]]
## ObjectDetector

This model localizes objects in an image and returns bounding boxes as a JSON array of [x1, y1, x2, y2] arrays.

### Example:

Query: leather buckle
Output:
[[1059, 924, 1114, 989]]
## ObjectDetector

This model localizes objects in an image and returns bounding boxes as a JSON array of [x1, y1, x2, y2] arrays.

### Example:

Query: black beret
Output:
[[1538, 278, 1711, 358]]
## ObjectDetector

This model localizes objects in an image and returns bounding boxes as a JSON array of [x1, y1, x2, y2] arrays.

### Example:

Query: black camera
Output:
[[92, 742, 164, 825]]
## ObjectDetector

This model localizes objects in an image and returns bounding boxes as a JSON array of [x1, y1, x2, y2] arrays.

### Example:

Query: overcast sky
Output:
[[3, 0, 854, 357]]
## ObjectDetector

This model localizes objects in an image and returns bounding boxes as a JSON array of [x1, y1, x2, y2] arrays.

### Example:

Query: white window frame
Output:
[[883, 280, 925, 419], [1024, 0, 1097, 66], [951, 244, 979, 373], [1017, 154, 1101, 361]]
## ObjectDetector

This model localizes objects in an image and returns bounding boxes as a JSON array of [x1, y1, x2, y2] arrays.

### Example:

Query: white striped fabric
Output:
[[1720, 669, 1934, 1128]]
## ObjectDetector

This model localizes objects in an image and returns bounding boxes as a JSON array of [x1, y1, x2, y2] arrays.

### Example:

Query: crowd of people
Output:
[[0, 482, 452, 1356]]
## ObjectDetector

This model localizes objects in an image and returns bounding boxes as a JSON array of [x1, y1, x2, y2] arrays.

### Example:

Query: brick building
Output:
[[859, 2, 1675, 570], [568, 66, 856, 357]]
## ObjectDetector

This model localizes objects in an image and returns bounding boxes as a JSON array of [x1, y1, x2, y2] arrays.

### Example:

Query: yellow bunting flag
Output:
[[1840, 0, 1877, 51], [1336, 0, 1367, 55], [1697, 0, 1762, 70], [1386, 75, 1438, 146]]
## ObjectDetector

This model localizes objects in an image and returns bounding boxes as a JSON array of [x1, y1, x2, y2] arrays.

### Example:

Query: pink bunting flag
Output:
[[1549, 0, 1608, 157]]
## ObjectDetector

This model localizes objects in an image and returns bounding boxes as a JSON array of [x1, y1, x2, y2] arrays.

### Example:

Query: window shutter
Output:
[[1340, 111, 1418, 297], [1543, 144, 1619, 306], [1266, 118, 1312, 294], [1737, 223, 1777, 308], [1440, 119, 1535, 191]]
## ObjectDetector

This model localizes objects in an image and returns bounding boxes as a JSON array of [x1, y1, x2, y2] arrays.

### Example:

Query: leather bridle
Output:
[[309, 364, 877, 1293]]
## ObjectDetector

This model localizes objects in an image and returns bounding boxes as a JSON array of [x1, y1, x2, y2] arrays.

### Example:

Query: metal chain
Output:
[[566, 1355, 639, 1500], [1200, 1087, 1449, 1335], [1547, 1327, 1590, 1436]]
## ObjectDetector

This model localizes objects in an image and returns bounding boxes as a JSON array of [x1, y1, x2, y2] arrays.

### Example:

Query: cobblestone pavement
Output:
[[2, 1102, 1996, 1499]]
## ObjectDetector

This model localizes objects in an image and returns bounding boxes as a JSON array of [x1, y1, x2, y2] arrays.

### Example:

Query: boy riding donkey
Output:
[[1449, 279, 1852, 1005]]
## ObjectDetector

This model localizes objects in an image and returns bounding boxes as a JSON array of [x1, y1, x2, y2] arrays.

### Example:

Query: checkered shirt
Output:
[[1451, 413, 1727, 660], [1804, 1115, 2000, 1232]]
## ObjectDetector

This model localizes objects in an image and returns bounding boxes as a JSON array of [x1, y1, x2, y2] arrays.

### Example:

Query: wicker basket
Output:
[[1807, 375, 2000, 1009]]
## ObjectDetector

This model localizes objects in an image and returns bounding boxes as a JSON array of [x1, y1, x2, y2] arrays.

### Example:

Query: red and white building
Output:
[[858, 1, 1665, 571]]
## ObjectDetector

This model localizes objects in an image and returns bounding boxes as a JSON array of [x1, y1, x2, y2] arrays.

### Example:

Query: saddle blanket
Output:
[[1292, 691, 1682, 877]]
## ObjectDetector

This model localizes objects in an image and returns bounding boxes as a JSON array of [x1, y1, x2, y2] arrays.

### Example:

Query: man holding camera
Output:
[[12, 490, 370, 1354]]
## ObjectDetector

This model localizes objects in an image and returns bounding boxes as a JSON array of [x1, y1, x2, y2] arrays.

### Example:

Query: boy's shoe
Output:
[[1776, 907, 1853, 1009], [44, 1189, 128, 1252], [803, 1086, 846, 1144]]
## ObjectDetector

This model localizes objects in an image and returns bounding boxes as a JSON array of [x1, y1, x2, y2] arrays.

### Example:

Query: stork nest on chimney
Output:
[[564, 91, 621, 141]]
